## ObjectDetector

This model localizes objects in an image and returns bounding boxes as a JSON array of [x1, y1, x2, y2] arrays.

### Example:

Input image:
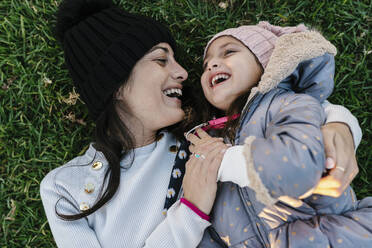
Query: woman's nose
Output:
[[173, 63, 188, 82]]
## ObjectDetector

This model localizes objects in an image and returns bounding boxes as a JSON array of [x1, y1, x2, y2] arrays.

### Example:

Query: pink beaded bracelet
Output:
[[180, 198, 210, 221]]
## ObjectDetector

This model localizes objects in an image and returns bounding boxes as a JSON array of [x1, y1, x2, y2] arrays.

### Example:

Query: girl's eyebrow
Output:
[[204, 42, 239, 61], [220, 42, 239, 49]]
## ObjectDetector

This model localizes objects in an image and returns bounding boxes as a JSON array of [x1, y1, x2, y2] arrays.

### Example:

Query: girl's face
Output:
[[201, 36, 263, 111], [116, 43, 188, 132]]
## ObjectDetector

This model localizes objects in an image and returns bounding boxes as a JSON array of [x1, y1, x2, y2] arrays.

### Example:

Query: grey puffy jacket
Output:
[[198, 31, 372, 248]]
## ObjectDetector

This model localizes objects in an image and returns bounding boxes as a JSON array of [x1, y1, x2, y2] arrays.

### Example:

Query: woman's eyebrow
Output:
[[147, 46, 169, 54]]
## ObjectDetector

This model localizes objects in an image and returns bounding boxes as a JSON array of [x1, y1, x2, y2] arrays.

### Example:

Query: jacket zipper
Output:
[[208, 93, 261, 247], [238, 187, 269, 247], [207, 226, 228, 248], [235, 93, 269, 246], [235, 93, 259, 143]]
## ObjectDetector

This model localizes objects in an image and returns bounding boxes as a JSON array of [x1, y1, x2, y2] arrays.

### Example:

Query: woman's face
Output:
[[201, 36, 263, 111], [116, 43, 188, 132]]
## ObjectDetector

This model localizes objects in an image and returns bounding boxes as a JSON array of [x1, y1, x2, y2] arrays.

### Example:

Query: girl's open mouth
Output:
[[210, 73, 231, 87]]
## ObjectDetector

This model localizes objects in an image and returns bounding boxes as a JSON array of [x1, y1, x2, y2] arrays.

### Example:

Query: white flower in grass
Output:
[[172, 168, 182, 178], [167, 188, 176, 198], [178, 150, 187, 159], [218, 2, 228, 9]]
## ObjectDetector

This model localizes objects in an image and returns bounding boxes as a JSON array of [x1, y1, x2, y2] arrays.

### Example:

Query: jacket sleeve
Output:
[[289, 53, 335, 102], [217, 102, 362, 186], [40, 169, 210, 248], [291, 53, 362, 149], [242, 93, 326, 206], [285, 52, 363, 149], [40, 170, 102, 248]]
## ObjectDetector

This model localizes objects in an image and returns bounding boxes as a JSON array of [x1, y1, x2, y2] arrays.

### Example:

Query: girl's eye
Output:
[[224, 50, 235, 56]]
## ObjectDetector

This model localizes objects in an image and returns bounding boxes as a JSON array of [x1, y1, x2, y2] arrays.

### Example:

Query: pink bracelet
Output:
[[180, 198, 210, 221]]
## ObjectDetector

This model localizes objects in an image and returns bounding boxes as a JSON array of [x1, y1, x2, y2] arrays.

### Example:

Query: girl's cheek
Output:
[[200, 74, 207, 87]]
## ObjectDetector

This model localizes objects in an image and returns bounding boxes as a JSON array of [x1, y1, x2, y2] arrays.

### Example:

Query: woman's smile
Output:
[[162, 86, 183, 107], [117, 42, 188, 134]]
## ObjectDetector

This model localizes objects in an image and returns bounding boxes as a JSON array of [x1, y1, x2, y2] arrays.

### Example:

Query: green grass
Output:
[[0, 0, 371, 246]]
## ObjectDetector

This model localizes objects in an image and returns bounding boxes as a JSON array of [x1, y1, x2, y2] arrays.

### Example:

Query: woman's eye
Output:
[[156, 59, 167, 65]]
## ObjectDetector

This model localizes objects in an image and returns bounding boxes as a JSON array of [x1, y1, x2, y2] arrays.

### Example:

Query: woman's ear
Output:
[[115, 71, 135, 100], [114, 84, 126, 100]]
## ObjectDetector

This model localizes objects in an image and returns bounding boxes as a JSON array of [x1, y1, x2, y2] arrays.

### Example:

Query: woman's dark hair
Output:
[[56, 86, 184, 221], [56, 94, 137, 220]]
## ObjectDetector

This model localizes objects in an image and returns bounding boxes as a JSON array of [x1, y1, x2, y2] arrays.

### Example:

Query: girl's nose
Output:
[[208, 63, 219, 71], [207, 59, 220, 71]]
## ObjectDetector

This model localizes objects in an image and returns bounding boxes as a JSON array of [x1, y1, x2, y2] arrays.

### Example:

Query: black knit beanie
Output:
[[56, 0, 176, 120]]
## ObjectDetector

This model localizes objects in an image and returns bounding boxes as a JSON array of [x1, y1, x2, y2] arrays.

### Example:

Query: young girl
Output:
[[187, 22, 372, 247]]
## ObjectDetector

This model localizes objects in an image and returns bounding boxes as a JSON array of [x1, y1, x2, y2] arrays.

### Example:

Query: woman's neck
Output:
[[123, 115, 157, 148], [133, 131, 157, 148]]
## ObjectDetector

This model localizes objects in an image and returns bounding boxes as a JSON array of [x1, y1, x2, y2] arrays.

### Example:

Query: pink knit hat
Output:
[[203, 21, 308, 69]]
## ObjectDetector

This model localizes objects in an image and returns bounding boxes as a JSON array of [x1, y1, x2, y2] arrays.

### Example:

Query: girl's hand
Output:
[[313, 122, 359, 197], [182, 128, 228, 215]]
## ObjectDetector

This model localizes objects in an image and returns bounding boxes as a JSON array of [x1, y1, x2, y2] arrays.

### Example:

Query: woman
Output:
[[41, 0, 227, 247], [40, 0, 361, 247]]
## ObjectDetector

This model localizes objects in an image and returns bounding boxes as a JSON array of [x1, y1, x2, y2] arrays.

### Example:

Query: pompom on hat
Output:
[[203, 21, 308, 69], [56, 0, 176, 120]]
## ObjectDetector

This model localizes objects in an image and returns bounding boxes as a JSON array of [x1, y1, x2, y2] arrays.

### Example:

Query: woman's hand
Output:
[[186, 128, 226, 154], [182, 128, 228, 215], [313, 122, 359, 197]]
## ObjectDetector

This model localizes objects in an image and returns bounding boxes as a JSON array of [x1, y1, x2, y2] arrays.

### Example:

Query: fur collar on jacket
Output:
[[246, 31, 337, 104]]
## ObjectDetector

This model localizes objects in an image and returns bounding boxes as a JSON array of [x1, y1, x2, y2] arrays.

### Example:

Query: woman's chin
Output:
[[158, 109, 185, 128], [170, 109, 185, 124]]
